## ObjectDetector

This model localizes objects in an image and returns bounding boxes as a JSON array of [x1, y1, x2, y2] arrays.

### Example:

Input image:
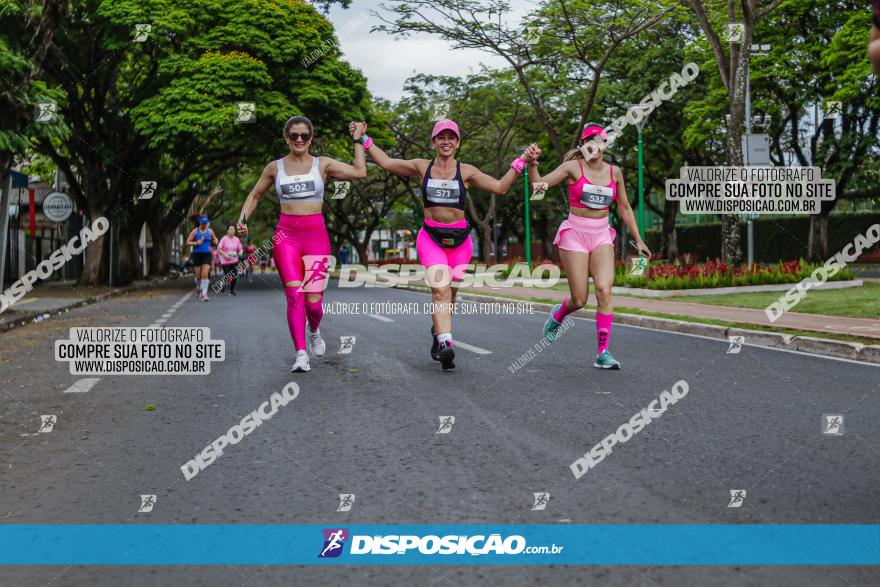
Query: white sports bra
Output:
[[274, 156, 325, 203]]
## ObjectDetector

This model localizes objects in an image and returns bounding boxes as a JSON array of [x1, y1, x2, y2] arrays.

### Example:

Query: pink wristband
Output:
[[510, 157, 526, 174], [361, 136, 373, 149]]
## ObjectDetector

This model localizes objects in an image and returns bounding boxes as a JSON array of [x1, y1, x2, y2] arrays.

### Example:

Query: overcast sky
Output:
[[324, 0, 533, 101]]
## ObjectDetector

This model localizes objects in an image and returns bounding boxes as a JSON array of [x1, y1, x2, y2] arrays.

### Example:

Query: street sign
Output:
[[42, 191, 73, 223], [743, 134, 771, 166]]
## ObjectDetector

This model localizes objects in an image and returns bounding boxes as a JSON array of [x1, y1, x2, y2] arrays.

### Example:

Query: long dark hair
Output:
[[283, 115, 323, 156]]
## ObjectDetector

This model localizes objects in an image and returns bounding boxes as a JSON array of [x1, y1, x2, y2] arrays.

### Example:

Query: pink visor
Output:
[[580, 124, 609, 141], [432, 119, 460, 139]]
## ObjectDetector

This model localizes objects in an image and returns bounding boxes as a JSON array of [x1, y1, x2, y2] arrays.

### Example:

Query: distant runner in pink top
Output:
[[218, 225, 243, 295], [527, 123, 651, 371]]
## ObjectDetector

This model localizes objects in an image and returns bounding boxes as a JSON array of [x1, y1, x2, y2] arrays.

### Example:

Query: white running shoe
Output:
[[291, 350, 311, 372], [309, 328, 326, 357]]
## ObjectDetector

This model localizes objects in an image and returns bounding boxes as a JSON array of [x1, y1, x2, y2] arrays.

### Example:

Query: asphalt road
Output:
[[1, 272, 878, 586]]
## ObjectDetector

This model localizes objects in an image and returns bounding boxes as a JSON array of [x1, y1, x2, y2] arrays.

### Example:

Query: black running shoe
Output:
[[438, 341, 455, 370], [430, 325, 440, 361]]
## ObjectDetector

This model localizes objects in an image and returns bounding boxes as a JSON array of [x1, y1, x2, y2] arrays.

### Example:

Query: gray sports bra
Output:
[[274, 156, 325, 203]]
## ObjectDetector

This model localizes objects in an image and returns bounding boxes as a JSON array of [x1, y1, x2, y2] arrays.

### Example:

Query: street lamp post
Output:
[[627, 105, 651, 235], [746, 43, 771, 267], [515, 146, 531, 266]]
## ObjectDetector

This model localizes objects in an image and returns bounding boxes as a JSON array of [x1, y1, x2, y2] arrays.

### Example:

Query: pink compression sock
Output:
[[305, 298, 323, 332], [554, 297, 572, 322], [596, 312, 613, 354], [285, 288, 307, 351]]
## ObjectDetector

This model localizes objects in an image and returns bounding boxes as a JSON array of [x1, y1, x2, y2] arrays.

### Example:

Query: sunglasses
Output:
[[286, 132, 312, 142]]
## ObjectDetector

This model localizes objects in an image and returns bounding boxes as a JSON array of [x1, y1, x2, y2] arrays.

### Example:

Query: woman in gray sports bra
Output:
[[236, 116, 367, 373]]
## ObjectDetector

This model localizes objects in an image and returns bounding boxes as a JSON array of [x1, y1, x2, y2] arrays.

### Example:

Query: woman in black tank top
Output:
[[349, 118, 538, 371]]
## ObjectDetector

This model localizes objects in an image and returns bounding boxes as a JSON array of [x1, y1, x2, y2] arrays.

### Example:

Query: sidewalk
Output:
[[459, 284, 880, 340], [0, 278, 168, 332]]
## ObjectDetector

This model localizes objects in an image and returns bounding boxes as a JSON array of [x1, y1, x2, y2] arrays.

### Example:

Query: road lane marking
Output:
[[454, 341, 492, 355], [147, 292, 193, 327], [367, 314, 394, 322], [63, 378, 100, 394]]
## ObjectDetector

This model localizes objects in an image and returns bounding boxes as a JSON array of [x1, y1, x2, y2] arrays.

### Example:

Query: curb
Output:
[[0, 277, 171, 334], [394, 284, 880, 366], [613, 279, 864, 298]]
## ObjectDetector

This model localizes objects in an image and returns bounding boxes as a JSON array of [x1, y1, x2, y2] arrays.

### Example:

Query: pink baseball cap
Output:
[[580, 123, 609, 141], [431, 119, 460, 140]]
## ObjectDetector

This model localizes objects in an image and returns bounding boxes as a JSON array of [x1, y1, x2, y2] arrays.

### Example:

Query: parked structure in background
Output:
[[0, 169, 88, 289]]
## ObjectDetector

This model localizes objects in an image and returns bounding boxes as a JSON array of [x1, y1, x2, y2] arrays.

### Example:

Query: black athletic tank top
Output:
[[422, 160, 466, 210]]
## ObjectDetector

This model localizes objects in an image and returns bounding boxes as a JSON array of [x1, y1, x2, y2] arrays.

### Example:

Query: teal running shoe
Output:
[[593, 349, 620, 370], [543, 304, 564, 342]]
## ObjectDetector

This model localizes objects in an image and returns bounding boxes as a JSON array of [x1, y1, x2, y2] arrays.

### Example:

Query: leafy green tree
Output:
[[754, 0, 880, 259], [680, 0, 787, 264], [377, 0, 674, 161], [0, 0, 70, 179], [29, 0, 367, 284]]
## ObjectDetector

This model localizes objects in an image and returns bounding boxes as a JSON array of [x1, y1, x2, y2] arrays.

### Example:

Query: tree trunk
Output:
[[116, 233, 140, 285], [354, 238, 369, 265], [724, 81, 746, 265], [79, 233, 107, 286], [660, 200, 679, 260], [818, 215, 828, 260], [149, 230, 171, 275], [616, 216, 628, 260], [477, 220, 492, 264]]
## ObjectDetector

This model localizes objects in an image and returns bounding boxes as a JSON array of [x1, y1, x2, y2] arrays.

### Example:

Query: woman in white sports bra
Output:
[[236, 116, 367, 373]]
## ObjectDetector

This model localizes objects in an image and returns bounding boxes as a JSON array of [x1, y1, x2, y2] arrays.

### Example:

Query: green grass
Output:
[[662, 281, 880, 319], [547, 278, 878, 319], [401, 286, 879, 345]]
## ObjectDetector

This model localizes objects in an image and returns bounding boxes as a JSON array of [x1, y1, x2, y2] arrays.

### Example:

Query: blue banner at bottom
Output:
[[0, 525, 878, 565]]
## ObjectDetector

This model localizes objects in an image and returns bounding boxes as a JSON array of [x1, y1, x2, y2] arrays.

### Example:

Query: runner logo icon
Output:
[[337, 494, 355, 512], [822, 414, 844, 436], [728, 489, 746, 508], [300, 255, 337, 293], [531, 492, 550, 511], [319, 528, 348, 558], [138, 494, 156, 513], [437, 416, 455, 434]]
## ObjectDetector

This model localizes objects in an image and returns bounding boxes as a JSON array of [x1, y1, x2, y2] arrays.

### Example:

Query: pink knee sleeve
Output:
[[285, 288, 307, 351], [596, 311, 613, 354], [305, 298, 323, 332]]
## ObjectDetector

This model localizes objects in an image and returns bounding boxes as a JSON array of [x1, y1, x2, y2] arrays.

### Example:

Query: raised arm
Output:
[[237, 162, 275, 236], [462, 144, 540, 195], [350, 121, 423, 177], [871, 5, 880, 73], [462, 165, 521, 196], [528, 158, 575, 190], [322, 123, 367, 180]]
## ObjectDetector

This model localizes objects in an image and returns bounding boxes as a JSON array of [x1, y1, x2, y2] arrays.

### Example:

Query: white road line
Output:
[[161, 313, 173, 318], [63, 378, 100, 394], [454, 341, 492, 355], [155, 318, 167, 324], [566, 315, 880, 368], [367, 314, 394, 322]]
